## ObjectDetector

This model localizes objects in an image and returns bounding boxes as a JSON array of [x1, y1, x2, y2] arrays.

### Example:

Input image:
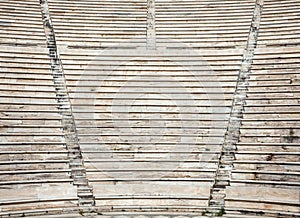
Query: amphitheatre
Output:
[[0, 0, 299, 217]]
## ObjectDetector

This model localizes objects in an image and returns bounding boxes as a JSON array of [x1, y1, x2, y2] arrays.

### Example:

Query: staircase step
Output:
[[78, 192, 94, 198], [79, 199, 95, 206]]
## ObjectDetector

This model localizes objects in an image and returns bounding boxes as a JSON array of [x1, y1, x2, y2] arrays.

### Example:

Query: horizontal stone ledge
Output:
[[250, 71, 300, 76], [61, 64, 241, 69], [89, 178, 214, 182], [67, 96, 233, 100], [235, 151, 300, 155], [80, 142, 222, 145], [72, 111, 230, 114], [76, 126, 227, 130], [51, 11, 146, 17], [0, 169, 71, 175], [0, 15, 43, 22], [0, 179, 73, 186], [243, 110, 300, 114], [0, 14, 42, 21], [0, 34, 46, 40], [251, 64, 300, 70], [1, 94, 233, 100], [92, 209, 209, 217], [0, 116, 61, 120], [233, 161, 300, 165], [64, 79, 237, 84], [0, 65, 50, 69], [82, 150, 221, 154], [155, 10, 253, 15], [71, 104, 231, 107], [0, 160, 69, 164], [240, 126, 300, 129], [225, 207, 300, 218], [248, 83, 300, 87], [253, 59, 300, 65], [237, 142, 300, 146], [51, 34, 247, 40], [0, 82, 58, 86], [0, 55, 48, 61], [261, 15, 300, 23], [0, 125, 62, 128], [242, 118, 300, 121], [49, 6, 147, 11], [77, 134, 225, 137], [225, 197, 300, 206], [0, 39, 46, 44], [94, 195, 209, 200], [240, 134, 300, 138], [57, 43, 243, 49], [155, 22, 251, 28], [1, 2, 40, 10], [0, 207, 82, 218], [60, 57, 242, 62], [0, 109, 61, 113], [232, 170, 300, 175], [0, 141, 66, 145], [86, 168, 216, 172], [244, 104, 300, 107], [63, 73, 240, 77], [60, 47, 243, 55], [155, 15, 251, 19], [50, 8, 251, 14], [0, 102, 66, 106], [50, 3, 146, 8], [0, 197, 78, 206], [260, 20, 300, 27], [75, 117, 228, 121], [247, 90, 300, 94], [84, 159, 219, 163], [0, 151, 68, 155], [253, 54, 300, 60], [256, 40, 300, 46], [254, 46, 300, 54]]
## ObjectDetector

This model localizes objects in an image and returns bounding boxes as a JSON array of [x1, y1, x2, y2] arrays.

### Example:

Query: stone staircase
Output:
[[40, 0, 95, 207], [206, 0, 264, 215], [0, 0, 78, 215]]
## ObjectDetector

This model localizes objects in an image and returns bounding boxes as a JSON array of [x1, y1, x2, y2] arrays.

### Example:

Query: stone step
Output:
[[211, 193, 226, 200], [77, 191, 94, 198], [209, 199, 224, 206], [71, 170, 86, 177], [78, 199, 95, 206], [78, 186, 93, 192]]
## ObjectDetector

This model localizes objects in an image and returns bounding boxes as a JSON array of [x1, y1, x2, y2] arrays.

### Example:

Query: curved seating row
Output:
[[47, 0, 147, 48], [156, 0, 256, 49]]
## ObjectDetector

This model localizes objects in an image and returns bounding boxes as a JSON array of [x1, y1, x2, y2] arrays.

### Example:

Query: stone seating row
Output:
[[258, 0, 300, 47], [225, 43, 300, 214], [0, 1, 46, 46], [48, 0, 146, 48], [0, 8, 78, 209]]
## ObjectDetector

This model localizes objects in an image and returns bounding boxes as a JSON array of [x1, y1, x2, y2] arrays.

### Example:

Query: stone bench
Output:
[[0, 207, 83, 218], [258, 3, 300, 47], [225, 207, 300, 218], [49, 0, 147, 48], [225, 195, 300, 214], [0, 197, 78, 217]]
